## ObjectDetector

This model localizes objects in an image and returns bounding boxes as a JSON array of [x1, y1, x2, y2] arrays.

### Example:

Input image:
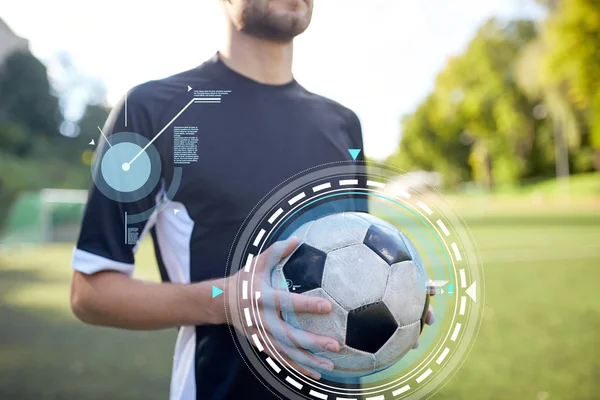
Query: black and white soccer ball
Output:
[[271, 212, 430, 378]]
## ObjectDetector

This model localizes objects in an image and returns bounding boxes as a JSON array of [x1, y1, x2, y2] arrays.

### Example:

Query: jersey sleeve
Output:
[[72, 88, 159, 276]]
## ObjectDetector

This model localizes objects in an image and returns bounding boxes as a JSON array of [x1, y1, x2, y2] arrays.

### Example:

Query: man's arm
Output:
[[69, 85, 209, 331], [70, 270, 227, 330]]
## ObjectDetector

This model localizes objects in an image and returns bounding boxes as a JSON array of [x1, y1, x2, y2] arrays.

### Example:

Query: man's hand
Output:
[[413, 281, 436, 349], [228, 237, 340, 380]]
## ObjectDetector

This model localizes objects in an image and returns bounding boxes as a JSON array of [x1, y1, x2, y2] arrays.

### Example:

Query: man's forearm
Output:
[[71, 270, 228, 330]]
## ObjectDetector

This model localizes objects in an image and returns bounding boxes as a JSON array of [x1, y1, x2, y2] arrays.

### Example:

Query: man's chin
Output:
[[268, 0, 310, 21], [269, 0, 309, 12]]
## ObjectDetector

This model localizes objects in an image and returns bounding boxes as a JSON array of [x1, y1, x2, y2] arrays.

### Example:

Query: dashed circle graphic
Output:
[[225, 162, 484, 400]]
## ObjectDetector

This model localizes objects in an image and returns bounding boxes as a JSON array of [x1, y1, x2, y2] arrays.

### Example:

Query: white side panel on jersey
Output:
[[152, 201, 196, 400], [169, 326, 197, 400], [132, 190, 164, 254], [155, 201, 194, 284], [71, 248, 136, 275]]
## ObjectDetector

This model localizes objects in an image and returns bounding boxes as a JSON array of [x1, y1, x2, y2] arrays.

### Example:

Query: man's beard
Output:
[[239, 3, 311, 42]]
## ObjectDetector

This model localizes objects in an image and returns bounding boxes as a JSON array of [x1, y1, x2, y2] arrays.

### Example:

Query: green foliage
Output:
[[544, 0, 600, 109], [0, 51, 61, 137], [50, 104, 109, 182], [392, 5, 600, 188], [542, 0, 600, 169], [389, 19, 541, 188], [0, 50, 108, 231]]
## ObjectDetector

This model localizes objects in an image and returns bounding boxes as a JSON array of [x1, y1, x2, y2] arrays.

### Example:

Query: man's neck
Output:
[[219, 27, 294, 85]]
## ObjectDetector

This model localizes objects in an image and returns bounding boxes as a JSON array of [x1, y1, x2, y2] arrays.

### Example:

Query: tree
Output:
[[542, 0, 600, 171], [386, 95, 472, 187], [0, 51, 61, 139], [50, 103, 111, 189], [0, 48, 112, 230], [389, 19, 539, 189]]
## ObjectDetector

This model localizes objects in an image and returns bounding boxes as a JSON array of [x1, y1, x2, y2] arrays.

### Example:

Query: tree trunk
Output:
[[484, 145, 494, 191], [593, 148, 600, 172]]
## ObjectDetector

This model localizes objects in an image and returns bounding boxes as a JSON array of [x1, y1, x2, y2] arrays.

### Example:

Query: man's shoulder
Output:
[[294, 84, 358, 122], [124, 56, 224, 113]]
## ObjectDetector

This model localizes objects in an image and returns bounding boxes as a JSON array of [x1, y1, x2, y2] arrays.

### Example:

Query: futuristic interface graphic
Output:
[[92, 131, 162, 203], [89, 90, 225, 243], [225, 162, 485, 399], [88, 83, 483, 398]]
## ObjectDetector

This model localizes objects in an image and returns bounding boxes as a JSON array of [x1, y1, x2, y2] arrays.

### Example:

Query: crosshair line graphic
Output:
[[97, 126, 112, 147]]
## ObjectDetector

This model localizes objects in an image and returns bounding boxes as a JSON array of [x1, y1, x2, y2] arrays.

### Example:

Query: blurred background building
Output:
[[0, 18, 29, 65]]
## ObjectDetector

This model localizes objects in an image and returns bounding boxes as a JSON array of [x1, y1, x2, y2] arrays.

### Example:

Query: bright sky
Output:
[[3, 0, 541, 160]]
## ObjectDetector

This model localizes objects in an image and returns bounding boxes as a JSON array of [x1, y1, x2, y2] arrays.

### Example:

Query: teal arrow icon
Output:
[[212, 285, 224, 298], [348, 149, 361, 160]]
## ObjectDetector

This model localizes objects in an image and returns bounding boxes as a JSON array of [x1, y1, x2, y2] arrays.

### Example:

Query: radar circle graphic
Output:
[[225, 162, 485, 400], [91, 131, 162, 203]]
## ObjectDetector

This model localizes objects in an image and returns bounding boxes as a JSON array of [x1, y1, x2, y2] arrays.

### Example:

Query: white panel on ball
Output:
[[283, 288, 347, 344], [402, 234, 427, 272], [289, 220, 315, 243], [374, 321, 420, 370], [304, 212, 370, 253], [322, 244, 390, 311], [351, 212, 398, 232], [382, 261, 428, 327], [315, 345, 376, 378]]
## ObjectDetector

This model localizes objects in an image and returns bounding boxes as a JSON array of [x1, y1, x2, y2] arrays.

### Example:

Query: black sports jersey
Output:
[[73, 53, 365, 400]]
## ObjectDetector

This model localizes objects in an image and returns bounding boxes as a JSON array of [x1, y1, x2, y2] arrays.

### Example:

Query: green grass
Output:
[[0, 241, 175, 400], [1, 208, 599, 399], [519, 172, 600, 196], [458, 172, 600, 197], [437, 222, 600, 400]]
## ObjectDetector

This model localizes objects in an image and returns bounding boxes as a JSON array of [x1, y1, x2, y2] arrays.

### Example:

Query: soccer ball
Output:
[[271, 212, 430, 378]]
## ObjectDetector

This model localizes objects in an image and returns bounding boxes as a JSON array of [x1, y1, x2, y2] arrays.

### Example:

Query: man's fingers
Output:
[[266, 314, 340, 354], [260, 287, 332, 315], [262, 334, 325, 380], [279, 291, 332, 314], [428, 280, 437, 296], [255, 237, 299, 274], [279, 342, 334, 373], [280, 237, 299, 259], [286, 358, 322, 380], [426, 304, 435, 325]]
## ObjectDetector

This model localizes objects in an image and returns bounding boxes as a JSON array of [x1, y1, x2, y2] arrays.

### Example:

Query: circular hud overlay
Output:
[[225, 162, 484, 400], [91, 131, 162, 203]]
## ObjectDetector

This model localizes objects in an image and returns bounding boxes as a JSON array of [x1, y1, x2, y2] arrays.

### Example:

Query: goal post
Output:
[[1, 188, 88, 246]]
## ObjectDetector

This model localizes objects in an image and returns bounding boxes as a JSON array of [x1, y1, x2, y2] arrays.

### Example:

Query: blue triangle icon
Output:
[[348, 149, 361, 160], [212, 285, 224, 298]]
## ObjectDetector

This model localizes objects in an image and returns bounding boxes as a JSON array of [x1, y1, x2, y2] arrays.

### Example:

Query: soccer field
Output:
[[0, 210, 598, 399]]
